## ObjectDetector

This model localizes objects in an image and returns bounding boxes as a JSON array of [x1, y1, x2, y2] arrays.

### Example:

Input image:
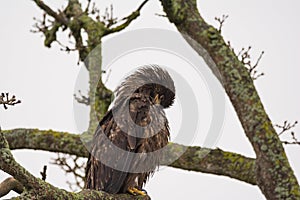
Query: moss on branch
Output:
[[0, 130, 149, 200], [3, 129, 88, 157], [33, 0, 149, 62], [3, 128, 256, 185], [170, 147, 256, 185], [32, 0, 150, 135], [159, 0, 300, 198]]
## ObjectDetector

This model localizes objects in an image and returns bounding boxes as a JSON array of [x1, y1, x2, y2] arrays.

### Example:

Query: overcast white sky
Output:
[[1, 0, 300, 199]]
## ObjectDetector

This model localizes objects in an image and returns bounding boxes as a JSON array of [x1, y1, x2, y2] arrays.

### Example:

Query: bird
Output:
[[84, 65, 175, 195]]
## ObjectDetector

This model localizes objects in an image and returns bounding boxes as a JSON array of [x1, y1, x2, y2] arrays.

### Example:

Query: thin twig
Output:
[[0, 93, 21, 110], [275, 120, 300, 145], [155, 13, 167, 17], [238, 46, 265, 80], [40, 165, 47, 181], [74, 90, 90, 106], [214, 14, 228, 33], [275, 120, 298, 136], [103, 0, 149, 36], [51, 153, 86, 191]]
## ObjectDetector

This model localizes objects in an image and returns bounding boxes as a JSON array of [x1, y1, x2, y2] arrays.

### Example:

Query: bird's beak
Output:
[[154, 94, 161, 104]]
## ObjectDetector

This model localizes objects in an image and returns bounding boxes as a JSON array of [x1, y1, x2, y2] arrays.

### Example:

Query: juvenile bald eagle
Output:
[[85, 65, 175, 195]]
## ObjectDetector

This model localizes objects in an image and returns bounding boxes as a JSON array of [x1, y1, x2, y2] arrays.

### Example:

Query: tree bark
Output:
[[159, 0, 300, 199], [32, 0, 148, 135], [3, 128, 256, 185], [0, 130, 149, 200], [0, 177, 24, 197]]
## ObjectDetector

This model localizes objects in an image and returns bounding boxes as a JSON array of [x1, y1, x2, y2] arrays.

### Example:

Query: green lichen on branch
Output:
[[3, 129, 88, 157], [0, 130, 149, 200], [159, 0, 300, 199], [3, 128, 256, 185], [3, 129, 87, 157], [169, 145, 256, 185], [32, 0, 148, 135], [32, 0, 149, 62]]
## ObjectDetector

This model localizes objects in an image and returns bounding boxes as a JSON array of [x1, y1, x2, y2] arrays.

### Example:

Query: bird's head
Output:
[[115, 65, 175, 108], [137, 83, 175, 108]]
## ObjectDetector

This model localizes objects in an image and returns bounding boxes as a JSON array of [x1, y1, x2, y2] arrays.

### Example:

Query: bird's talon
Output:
[[128, 187, 147, 196]]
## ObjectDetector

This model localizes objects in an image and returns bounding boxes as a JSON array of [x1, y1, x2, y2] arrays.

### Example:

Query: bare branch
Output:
[[155, 13, 167, 17], [214, 14, 228, 33], [40, 165, 47, 181], [103, 0, 149, 36], [104, 69, 112, 85], [3, 128, 256, 185], [0, 93, 21, 110], [275, 120, 299, 145], [89, 2, 101, 19], [282, 132, 300, 145], [275, 120, 298, 136], [238, 46, 265, 80], [84, 0, 92, 13], [74, 90, 90, 106], [51, 153, 86, 191], [32, 0, 89, 60], [32, 0, 68, 25], [227, 41, 234, 52], [101, 4, 118, 28]]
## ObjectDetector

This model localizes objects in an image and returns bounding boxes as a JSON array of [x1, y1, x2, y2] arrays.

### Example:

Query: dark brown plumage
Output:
[[84, 65, 175, 195]]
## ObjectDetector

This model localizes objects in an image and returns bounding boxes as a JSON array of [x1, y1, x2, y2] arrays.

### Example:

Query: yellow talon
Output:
[[128, 187, 147, 196]]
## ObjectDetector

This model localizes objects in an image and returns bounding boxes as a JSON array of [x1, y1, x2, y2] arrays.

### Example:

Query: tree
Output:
[[0, 0, 299, 199]]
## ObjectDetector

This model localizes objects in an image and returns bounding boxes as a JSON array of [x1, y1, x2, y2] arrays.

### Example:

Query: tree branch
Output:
[[3, 128, 256, 185], [4, 129, 87, 157], [159, 0, 300, 198], [74, 90, 90, 106], [214, 14, 228, 33], [0, 93, 21, 110], [32, 0, 69, 25], [40, 165, 47, 181], [51, 153, 86, 191], [0, 177, 24, 197], [0, 130, 149, 199], [103, 0, 149, 36], [169, 146, 256, 185], [32, 0, 147, 62]]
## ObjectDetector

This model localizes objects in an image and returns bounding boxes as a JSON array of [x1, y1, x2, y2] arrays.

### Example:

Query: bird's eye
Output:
[[160, 95, 165, 101]]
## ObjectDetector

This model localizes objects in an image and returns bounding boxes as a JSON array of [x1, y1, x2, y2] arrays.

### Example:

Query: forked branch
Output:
[[214, 14, 228, 33], [103, 0, 149, 36], [275, 120, 299, 145], [0, 93, 21, 110], [238, 46, 265, 80]]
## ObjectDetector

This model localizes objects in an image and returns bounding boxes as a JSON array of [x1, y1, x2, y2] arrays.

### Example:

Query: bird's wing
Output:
[[85, 93, 153, 193], [85, 108, 131, 193]]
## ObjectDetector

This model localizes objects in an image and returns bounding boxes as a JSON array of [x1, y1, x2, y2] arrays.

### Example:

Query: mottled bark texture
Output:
[[159, 0, 300, 199], [3, 129, 256, 185], [0, 130, 149, 200]]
